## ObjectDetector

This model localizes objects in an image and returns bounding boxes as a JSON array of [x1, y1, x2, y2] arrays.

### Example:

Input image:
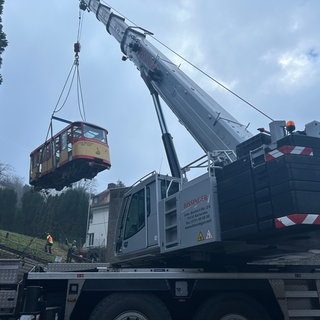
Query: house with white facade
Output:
[[84, 184, 113, 249], [83, 183, 129, 262]]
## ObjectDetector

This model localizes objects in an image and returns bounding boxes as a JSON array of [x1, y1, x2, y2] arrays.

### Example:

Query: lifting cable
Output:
[[101, 0, 274, 123], [44, 7, 87, 141], [40, 7, 87, 166], [51, 7, 87, 123]]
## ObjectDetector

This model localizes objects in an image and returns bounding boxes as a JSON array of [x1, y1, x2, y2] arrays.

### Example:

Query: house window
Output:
[[88, 233, 94, 246]]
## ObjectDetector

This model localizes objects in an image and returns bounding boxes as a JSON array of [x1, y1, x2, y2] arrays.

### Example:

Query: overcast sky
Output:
[[1, 0, 320, 193]]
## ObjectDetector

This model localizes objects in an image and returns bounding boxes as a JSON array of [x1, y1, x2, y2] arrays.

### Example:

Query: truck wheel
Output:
[[193, 293, 271, 320], [89, 293, 172, 320]]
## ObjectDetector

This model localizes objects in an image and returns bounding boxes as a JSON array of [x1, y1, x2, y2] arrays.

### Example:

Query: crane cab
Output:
[[115, 172, 180, 261], [113, 167, 222, 267], [29, 121, 111, 191]]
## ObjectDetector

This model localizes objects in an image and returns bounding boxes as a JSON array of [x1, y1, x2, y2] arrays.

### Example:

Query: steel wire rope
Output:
[[76, 65, 86, 121], [37, 8, 88, 181], [150, 36, 274, 122], [77, 7, 84, 42], [52, 62, 78, 115], [49, 6, 86, 129], [47, 7, 87, 142], [75, 8, 87, 122], [37, 62, 77, 173], [101, 0, 274, 122], [42, 62, 77, 147]]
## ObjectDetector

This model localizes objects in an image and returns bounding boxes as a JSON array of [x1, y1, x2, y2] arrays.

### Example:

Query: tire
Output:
[[193, 293, 271, 320], [89, 292, 172, 320]]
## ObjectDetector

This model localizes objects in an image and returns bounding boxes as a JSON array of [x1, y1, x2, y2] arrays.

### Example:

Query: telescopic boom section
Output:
[[82, 0, 253, 153]]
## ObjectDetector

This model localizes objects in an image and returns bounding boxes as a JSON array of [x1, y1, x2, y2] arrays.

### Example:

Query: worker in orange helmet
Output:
[[45, 232, 54, 254]]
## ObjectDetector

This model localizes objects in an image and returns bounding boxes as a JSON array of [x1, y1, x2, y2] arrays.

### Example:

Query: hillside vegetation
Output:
[[0, 229, 69, 263]]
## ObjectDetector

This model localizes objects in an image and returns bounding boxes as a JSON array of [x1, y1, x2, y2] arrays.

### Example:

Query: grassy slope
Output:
[[0, 229, 69, 263]]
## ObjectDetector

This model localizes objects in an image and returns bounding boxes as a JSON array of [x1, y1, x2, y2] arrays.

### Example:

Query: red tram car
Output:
[[29, 121, 111, 190]]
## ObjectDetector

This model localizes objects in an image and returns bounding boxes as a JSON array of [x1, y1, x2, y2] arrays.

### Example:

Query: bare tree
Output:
[[0, 163, 12, 184], [0, 163, 24, 204], [72, 178, 97, 193]]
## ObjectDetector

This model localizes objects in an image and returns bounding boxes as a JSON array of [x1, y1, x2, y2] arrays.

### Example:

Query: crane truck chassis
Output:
[[2, 0, 320, 319], [2, 258, 320, 320]]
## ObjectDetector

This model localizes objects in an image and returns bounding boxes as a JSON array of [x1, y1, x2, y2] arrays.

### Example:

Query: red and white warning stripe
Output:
[[265, 145, 313, 161], [275, 213, 320, 229]]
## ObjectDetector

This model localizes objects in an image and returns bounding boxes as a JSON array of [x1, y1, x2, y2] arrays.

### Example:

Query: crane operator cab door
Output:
[[115, 173, 180, 257]]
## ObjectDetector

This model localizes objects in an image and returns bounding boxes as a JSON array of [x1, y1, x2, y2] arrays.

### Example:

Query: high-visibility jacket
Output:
[[47, 234, 53, 244]]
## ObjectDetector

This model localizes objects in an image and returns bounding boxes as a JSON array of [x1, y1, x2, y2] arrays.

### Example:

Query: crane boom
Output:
[[82, 0, 252, 154]]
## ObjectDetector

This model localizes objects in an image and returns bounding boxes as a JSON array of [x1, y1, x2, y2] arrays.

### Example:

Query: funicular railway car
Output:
[[29, 121, 111, 190]]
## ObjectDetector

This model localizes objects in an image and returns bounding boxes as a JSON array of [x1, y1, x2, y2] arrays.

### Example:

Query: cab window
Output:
[[124, 188, 145, 239]]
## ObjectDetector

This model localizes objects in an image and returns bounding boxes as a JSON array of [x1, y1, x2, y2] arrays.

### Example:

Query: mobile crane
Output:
[[80, 0, 320, 267], [2, 1, 320, 319]]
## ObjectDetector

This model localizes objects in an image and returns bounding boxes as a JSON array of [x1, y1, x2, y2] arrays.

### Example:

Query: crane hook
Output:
[[79, 1, 87, 11]]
